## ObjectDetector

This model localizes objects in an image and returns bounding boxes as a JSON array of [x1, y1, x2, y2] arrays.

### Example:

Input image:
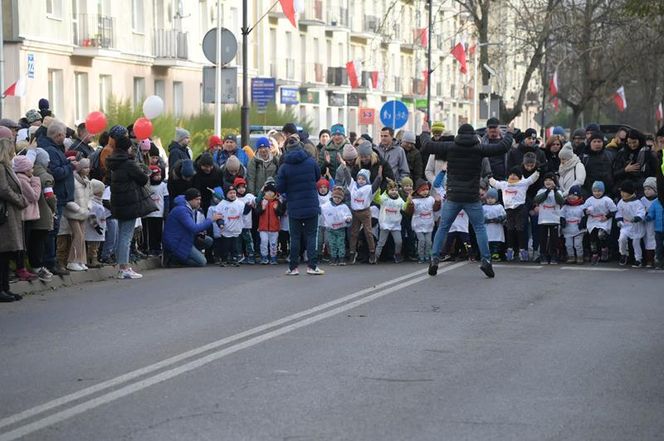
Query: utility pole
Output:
[[426, 0, 433, 126], [241, 0, 249, 148], [0, 3, 5, 119], [214, 0, 222, 136]]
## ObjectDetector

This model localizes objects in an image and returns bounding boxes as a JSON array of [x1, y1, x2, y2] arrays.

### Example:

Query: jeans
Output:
[[116, 219, 136, 266], [259, 231, 279, 257], [44, 204, 64, 268], [101, 218, 118, 260], [183, 236, 213, 267], [431, 200, 490, 262], [288, 215, 319, 270]]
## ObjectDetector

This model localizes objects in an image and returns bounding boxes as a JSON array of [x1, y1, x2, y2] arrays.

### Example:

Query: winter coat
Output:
[[0, 163, 27, 253], [256, 197, 284, 232], [612, 145, 659, 194], [162, 195, 213, 261], [646, 199, 664, 233], [16, 172, 41, 221], [319, 139, 349, 176], [192, 164, 223, 215], [212, 149, 249, 168], [32, 164, 56, 231], [377, 142, 410, 181], [481, 134, 510, 180], [545, 149, 560, 174], [38, 135, 74, 205], [557, 155, 586, 196], [404, 146, 424, 183], [220, 164, 247, 194], [168, 141, 191, 170], [167, 160, 195, 206], [421, 132, 514, 203], [581, 148, 614, 196], [106, 151, 157, 220], [424, 155, 447, 184], [348, 153, 395, 191], [276, 146, 321, 220], [64, 173, 91, 221], [247, 153, 279, 195], [506, 142, 548, 173]]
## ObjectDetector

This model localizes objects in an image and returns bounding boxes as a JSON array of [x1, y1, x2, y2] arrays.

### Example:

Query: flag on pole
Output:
[[413, 28, 427, 47], [279, 0, 297, 28], [346, 60, 361, 89], [451, 42, 467, 74], [549, 70, 558, 97], [613, 86, 627, 112], [2, 77, 26, 97], [656, 102, 663, 122]]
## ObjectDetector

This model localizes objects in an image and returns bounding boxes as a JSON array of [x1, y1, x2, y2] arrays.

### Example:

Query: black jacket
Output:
[[192, 164, 224, 215], [612, 145, 659, 194], [481, 134, 509, 180], [168, 141, 191, 171], [581, 148, 614, 196], [506, 142, 548, 173], [106, 151, 157, 220], [422, 132, 513, 203]]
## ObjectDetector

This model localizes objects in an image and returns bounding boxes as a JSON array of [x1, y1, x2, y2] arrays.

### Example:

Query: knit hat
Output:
[[282, 122, 298, 135], [486, 188, 498, 200], [198, 152, 214, 167], [225, 155, 241, 173], [568, 185, 583, 197], [572, 128, 586, 139], [76, 158, 90, 171], [585, 123, 601, 133], [233, 176, 247, 188], [0, 118, 19, 129], [224, 134, 236, 142], [357, 140, 373, 157], [184, 188, 201, 201], [38, 98, 50, 110], [25, 109, 41, 124], [415, 178, 430, 193], [149, 165, 162, 175], [643, 177, 657, 193], [263, 180, 277, 194], [558, 143, 574, 161], [175, 127, 190, 143], [0, 126, 12, 139], [12, 155, 33, 173], [255, 136, 270, 149], [330, 123, 345, 136], [90, 179, 105, 196], [386, 179, 398, 191], [509, 166, 523, 179], [620, 180, 635, 195], [225, 185, 237, 198], [524, 128, 537, 139], [522, 152, 537, 165], [592, 181, 605, 193], [400, 176, 413, 188], [431, 121, 445, 133], [360, 133, 373, 143], [357, 169, 371, 183], [316, 177, 329, 190], [115, 136, 132, 151], [552, 126, 565, 136], [180, 159, 195, 178], [208, 135, 222, 148], [342, 143, 358, 161], [457, 123, 475, 135], [332, 185, 345, 199], [588, 131, 604, 143], [284, 136, 302, 151], [401, 130, 416, 144], [34, 148, 50, 167], [109, 125, 128, 140]]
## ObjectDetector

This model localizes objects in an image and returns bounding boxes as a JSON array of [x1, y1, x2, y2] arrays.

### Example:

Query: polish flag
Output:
[[370, 71, 384, 90], [451, 42, 467, 74], [549, 70, 558, 97], [413, 28, 427, 47], [614, 86, 627, 112], [656, 102, 663, 121], [279, 0, 297, 28], [2, 77, 26, 97], [545, 127, 553, 138], [346, 60, 362, 89]]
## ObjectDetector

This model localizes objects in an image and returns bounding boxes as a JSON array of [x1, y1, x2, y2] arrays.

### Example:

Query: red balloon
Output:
[[85, 111, 107, 135], [133, 117, 153, 140]]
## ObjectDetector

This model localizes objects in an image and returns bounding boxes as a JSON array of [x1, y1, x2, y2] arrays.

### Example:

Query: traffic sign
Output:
[[251, 78, 276, 108], [380, 100, 409, 129], [202, 66, 237, 104], [202, 28, 238, 65], [359, 108, 375, 125]]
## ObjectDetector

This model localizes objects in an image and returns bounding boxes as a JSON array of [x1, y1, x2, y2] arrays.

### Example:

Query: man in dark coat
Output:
[[581, 132, 615, 197], [481, 117, 510, 180], [192, 153, 224, 215], [612, 129, 659, 196], [506, 128, 547, 173], [421, 123, 514, 278], [168, 127, 191, 170]]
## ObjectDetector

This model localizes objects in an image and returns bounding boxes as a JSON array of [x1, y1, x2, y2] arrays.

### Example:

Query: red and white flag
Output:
[[346, 60, 362, 89], [413, 28, 427, 47], [279, 0, 297, 28], [549, 70, 558, 97], [613, 86, 627, 112], [2, 77, 26, 97], [545, 127, 553, 138], [451, 42, 467, 74], [656, 102, 663, 121], [370, 71, 383, 90]]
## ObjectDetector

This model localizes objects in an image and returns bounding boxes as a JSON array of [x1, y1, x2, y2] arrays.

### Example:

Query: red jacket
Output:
[[258, 198, 282, 232]]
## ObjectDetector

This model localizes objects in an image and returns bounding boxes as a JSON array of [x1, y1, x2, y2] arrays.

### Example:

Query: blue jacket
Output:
[[276, 147, 321, 219], [38, 136, 74, 205], [647, 199, 664, 233], [162, 195, 213, 261], [213, 149, 249, 168]]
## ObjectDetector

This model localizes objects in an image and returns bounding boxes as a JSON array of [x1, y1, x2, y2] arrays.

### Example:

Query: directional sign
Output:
[[251, 78, 276, 108], [380, 100, 409, 129]]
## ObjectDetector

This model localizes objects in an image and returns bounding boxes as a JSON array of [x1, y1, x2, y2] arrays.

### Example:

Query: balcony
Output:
[[327, 67, 348, 86], [351, 15, 380, 41], [299, 0, 325, 25], [328, 7, 349, 31], [72, 14, 115, 56], [153, 29, 189, 66]]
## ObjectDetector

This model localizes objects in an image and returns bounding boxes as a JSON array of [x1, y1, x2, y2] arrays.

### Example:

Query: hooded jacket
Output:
[[163, 195, 213, 261], [213, 148, 249, 169], [168, 140, 191, 170], [38, 135, 74, 205], [318, 138, 350, 176], [106, 151, 157, 220], [276, 146, 321, 219], [612, 144, 659, 193], [421, 132, 513, 203]]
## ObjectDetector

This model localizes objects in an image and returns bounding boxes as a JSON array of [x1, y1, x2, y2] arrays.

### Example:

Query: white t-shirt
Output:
[[145, 182, 169, 218], [490, 172, 539, 209], [209, 199, 245, 238], [321, 200, 352, 230], [349, 180, 374, 211], [378, 193, 404, 231], [561, 204, 585, 238], [483, 203, 506, 242], [616, 198, 646, 239], [582, 196, 617, 233], [411, 196, 436, 233], [536, 188, 563, 225], [318, 192, 332, 227], [449, 210, 469, 233], [237, 193, 256, 229]]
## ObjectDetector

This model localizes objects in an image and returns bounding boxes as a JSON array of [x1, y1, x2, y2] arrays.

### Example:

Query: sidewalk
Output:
[[11, 258, 162, 296]]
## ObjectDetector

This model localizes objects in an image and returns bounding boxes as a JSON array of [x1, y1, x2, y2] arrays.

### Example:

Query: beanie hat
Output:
[[589, 131, 604, 143], [175, 128, 190, 143], [509, 166, 523, 179], [263, 180, 277, 194], [542, 172, 557, 183], [316, 177, 329, 190], [208, 135, 222, 148], [415, 178, 430, 193], [76, 158, 90, 171], [558, 143, 574, 161], [360, 133, 373, 143], [585, 123, 600, 133], [486, 188, 498, 200], [524, 128, 538, 139], [180, 159, 195, 178], [65, 149, 78, 159], [552, 126, 565, 136], [457, 123, 475, 135], [38, 98, 50, 110], [568, 185, 583, 197], [225, 155, 241, 173], [357, 169, 371, 183], [184, 188, 201, 201], [90, 179, 105, 196], [342, 143, 358, 161], [400, 176, 413, 188], [149, 144, 160, 157], [330, 123, 345, 136], [643, 177, 657, 193], [109, 125, 128, 140], [115, 136, 132, 151], [332, 185, 345, 199], [12, 155, 33, 173], [620, 180, 635, 195], [486, 117, 500, 127], [386, 179, 398, 191], [523, 152, 537, 165], [0, 126, 12, 139], [572, 128, 586, 139], [198, 153, 214, 167], [140, 139, 151, 152], [431, 121, 445, 133], [284, 136, 302, 151], [401, 130, 416, 144], [357, 140, 373, 157], [225, 185, 237, 198], [34, 148, 50, 167], [255, 136, 270, 149], [282, 122, 298, 135], [149, 165, 162, 175], [25, 109, 41, 124], [233, 176, 247, 188], [592, 181, 605, 193]]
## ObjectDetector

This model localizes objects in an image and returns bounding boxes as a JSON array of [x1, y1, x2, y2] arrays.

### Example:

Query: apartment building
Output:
[[1, 0, 540, 136]]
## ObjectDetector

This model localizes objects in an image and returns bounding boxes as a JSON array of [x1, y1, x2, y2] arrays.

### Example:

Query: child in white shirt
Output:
[[317, 177, 332, 262], [405, 179, 442, 263], [375, 179, 405, 263], [582, 181, 617, 264], [208, 185, 252, 267], [560, 185, 586, 264], [533, 172, 565, 264], [234, 177, 256, 264], [616, 180, 646, 267], [85, 179, 110, 268], [320, 186, 352, 265], [483, 188, 506, 261]]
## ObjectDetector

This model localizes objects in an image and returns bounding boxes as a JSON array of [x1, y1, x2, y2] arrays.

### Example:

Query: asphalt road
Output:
[[0, 262, 662, 441]]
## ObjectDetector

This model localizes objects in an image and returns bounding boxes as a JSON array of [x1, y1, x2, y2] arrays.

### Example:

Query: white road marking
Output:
[[560, 266, 627, 272], [492, 264, 543, 269], [0, 262, 465, 441]]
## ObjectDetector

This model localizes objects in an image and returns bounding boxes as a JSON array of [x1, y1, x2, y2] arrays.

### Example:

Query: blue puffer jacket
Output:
[[276, 147, 321, 219], [162, 195, 213, 261], [38, 136, 74, 205], [647, 199, 664, 232]]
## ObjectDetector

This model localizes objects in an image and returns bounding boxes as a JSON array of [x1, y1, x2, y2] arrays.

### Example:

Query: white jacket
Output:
[[582, 196, 617, 233], [617, 198, 646, 239], [64, 173, 91, 221]]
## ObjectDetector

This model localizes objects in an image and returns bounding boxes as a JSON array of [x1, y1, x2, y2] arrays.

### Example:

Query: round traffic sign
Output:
[[380, 100, 409, 129], [202, 28, 238, 65]]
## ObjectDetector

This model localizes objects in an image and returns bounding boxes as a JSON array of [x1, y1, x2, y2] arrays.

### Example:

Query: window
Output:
[[99, 75, 112, 112], [74, 72, 89, 122], [46, 0, 63, 18], [154, 79, 165, 100], [132, 0, 144, 33], [173, 82, 184, 117], [133, 77, 145, 109], [47, 69, 63, 117]]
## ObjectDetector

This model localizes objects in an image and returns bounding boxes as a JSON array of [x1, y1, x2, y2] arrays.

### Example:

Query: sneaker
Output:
[[285, 267, 300, 276], [549, 258, 559, 265], [531, 250, 540, 262], [117, 269, 143, 279], [270, 256, 278, 265], [632, 260, 643, 268], [349, 252, 357, 265], [66, 263, 86, 272], [6, 291, 22, 301], [37, 267, 53, 282], [81, 263, 89, 270], [591, 254, 600, 265], [246, 256, 255, 265], [576, 255, 584, 265], [566, 256, 576, 264], [329, 258, 338, 266], [618, 255, 628, 266], [368, 253, 377, 265], [519, 250, 529, 262], [428, 256, 440, 276], [505, 248, 514, 262], [441, 255, 454, 262], [338, 258, 346, 266], [307, 266, 325, 275], [600, 247, 610, 262], [260, 256, 269, 265], [15, 268, 38, 281], [49, 264, 70, 276], [394, 254, 403, 264], [480, 259, 495, 278]]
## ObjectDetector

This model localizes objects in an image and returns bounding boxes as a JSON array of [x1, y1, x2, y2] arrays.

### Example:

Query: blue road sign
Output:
[[380, 100, 409, 129], [280, 87, 299, 105], [252, 78, 276, 107]]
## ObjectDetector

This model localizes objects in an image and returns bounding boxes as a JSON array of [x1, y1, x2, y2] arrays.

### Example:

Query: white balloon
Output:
[[143, 95, 164, 120]]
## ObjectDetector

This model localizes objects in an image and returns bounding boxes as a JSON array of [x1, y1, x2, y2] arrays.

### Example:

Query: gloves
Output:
[[632, 216, 642, 223]]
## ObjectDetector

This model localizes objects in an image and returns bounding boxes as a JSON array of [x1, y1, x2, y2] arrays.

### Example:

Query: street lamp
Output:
[[472, 42, 502, 127]]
